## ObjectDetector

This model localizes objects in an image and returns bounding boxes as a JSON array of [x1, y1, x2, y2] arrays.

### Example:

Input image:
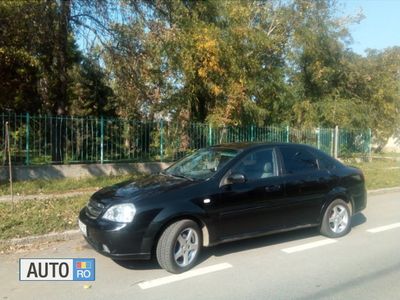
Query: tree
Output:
[[0, 1, 49, 112], [360, 48, 400, 150], [101, 0, 293, 127], [287, 0, 364, 128], [68, 54, 116, 116]]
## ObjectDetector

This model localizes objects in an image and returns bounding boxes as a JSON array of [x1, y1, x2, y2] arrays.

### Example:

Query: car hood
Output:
[[90, 173, 196, 205]]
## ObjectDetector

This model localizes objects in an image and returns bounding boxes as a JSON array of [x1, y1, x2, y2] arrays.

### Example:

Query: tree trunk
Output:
[[51, 0, 71, 163]]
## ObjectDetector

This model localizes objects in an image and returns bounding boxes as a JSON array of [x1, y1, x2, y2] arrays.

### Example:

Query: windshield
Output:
[[164, 148, 239, 180]]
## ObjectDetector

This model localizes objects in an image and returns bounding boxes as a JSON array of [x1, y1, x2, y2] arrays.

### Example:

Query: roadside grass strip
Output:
[[0, 196, 87, 240], [0, 174, 138, 197], [138, 263, 233, 289], [366, 223, 400, 233], [281, 239, 337, 254]]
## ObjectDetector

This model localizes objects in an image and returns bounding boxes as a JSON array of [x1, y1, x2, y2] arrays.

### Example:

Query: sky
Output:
[[340, 0, 400, 55]]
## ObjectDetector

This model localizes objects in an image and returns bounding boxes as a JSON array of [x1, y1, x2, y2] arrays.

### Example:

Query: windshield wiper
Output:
[[160, 171, 194, 181], [170, 173, 194, 181]]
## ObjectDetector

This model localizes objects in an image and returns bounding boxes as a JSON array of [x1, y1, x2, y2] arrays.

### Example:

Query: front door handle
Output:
[[265, 185, 282, 192]]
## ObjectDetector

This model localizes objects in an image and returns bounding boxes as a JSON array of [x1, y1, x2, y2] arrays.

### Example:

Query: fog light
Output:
[[102, 244, 110, 253]]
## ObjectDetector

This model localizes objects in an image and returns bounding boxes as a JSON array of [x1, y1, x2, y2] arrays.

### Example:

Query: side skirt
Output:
[[207, 224, 319, 247]]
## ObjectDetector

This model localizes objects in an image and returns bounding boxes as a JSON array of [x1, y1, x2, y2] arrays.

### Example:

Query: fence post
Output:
[[5, 122, 14, 208], [317, 127, 320, 149], [25, 112, 30, 165], [208, 125, 213, 146], [160, 119, 164, 161], [100, 115, 104, 164], [368, 128, 372, 161], [334, 125, 339, 158], [286, 125, 290, 143], [250, 125, 255, 142]]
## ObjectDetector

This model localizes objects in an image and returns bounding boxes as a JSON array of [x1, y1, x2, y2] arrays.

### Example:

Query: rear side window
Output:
[[280, 147, 318, 174], [311, 149, 341, 170]]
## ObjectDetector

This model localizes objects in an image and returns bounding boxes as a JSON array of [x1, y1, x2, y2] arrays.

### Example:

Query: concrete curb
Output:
[[2, 186, 400, 248], [367, 186, 400, 195], [1, 230, 81, 248]]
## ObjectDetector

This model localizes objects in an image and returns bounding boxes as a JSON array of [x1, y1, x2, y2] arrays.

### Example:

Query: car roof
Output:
[[211, 142, 315, 151]]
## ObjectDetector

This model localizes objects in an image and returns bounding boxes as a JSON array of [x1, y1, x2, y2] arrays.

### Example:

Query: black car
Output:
[[78, 143, 367, 273]]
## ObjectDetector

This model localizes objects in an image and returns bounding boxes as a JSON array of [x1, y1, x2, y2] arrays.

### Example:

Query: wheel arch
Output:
[[319, 187, 354, 223], [151, 214, 211, 257]]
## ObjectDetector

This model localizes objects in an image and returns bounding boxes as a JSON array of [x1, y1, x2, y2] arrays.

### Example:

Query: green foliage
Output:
[[68, 55, 116, 116], [104, 1, 291, 125], [0, 1, 46, 112], [0, 0, 115, 116], [361, 48, 400, 149]]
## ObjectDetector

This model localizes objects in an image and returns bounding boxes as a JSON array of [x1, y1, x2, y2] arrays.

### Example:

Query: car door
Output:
[[277, 145, 333, 227], [212, 147, 287, 240]]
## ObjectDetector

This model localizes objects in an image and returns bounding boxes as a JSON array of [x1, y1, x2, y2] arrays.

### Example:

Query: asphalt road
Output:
[[1, 191, 400, 300]]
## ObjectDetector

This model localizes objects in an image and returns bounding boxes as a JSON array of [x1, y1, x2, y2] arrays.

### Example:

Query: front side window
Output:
[[231, 148, 277, 181], [165, 148, 239, 180], [280, 146, 318, 174]]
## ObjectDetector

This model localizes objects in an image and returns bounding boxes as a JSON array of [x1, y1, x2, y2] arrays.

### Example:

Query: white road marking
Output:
[[281, 239, 337, 254], [367, 223, 400, 233], [138, 263, 233, 290]]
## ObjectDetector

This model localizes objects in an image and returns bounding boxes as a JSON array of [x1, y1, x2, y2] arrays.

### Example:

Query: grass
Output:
[[346, 159, 400, 190], [0, 173, 144, 241], [371, 152, 400, 158], [0, 195, 88, 240], [0, 174, 139, 196]]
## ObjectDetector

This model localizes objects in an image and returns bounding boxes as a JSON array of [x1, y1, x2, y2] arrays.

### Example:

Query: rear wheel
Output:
[[156, 219, 202, 273], [320, 199, 351, 238]]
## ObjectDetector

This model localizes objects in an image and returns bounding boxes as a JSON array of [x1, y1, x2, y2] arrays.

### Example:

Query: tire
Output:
[[320, 199, 351, 238], [156, 219, 202, 274]]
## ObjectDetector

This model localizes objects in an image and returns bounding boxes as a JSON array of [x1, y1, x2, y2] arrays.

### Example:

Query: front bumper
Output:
[[78, 209, 152, 260]]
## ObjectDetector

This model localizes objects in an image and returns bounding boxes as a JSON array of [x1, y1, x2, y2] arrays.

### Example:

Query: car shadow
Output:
[[113, 258, 161, 270], [113, 213, 367, 271], [199, 227, 320, 263], [201, 212, 367, 261], [351, 212, 367, 228]]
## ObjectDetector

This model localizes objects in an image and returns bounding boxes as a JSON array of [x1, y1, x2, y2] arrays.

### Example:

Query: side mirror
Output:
[[227, 173, 246, 184]]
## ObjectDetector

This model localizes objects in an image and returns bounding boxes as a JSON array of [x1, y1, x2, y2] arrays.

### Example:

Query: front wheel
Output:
[[156, 219, 202, 273], [320, 199, 351, 238]]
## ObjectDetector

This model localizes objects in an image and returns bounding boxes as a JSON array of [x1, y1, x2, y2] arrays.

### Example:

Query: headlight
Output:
[[102, 203, 136, 223]]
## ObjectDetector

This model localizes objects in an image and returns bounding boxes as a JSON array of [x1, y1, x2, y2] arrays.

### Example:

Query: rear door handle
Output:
[[265, 185, 282, 192]]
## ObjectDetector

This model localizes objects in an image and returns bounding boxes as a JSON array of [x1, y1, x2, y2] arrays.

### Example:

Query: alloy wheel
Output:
[[173, 228, 199, 267], [328, 204, 349, 234]]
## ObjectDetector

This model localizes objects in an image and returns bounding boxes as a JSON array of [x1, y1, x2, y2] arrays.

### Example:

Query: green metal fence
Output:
[[0, 112, 372, 165]]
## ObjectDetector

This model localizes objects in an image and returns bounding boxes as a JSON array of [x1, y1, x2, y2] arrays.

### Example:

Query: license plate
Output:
[[78, 219, 87, 237]]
